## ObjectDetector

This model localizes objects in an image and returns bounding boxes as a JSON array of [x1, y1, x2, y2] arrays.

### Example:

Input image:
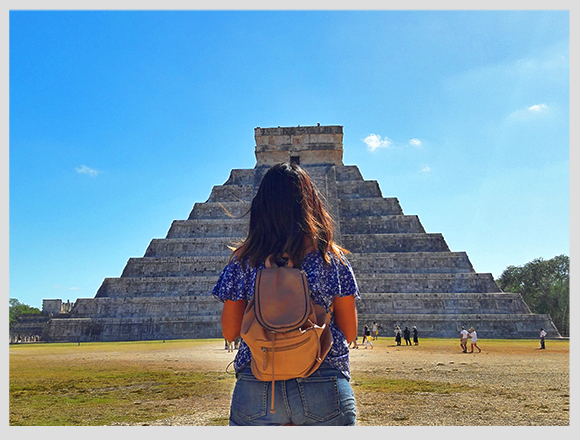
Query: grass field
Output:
[[9, 337, 570, 426]]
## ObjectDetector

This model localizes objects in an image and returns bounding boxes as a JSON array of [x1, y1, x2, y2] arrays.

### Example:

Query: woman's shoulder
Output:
[[303, 248, 350, 266]]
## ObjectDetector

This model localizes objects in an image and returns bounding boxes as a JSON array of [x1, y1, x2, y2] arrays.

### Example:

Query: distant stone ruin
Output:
[[40, 124, 561, 342]]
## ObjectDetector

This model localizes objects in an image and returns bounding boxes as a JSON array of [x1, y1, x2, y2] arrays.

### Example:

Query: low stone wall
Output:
[[42, 315, 222, 342]]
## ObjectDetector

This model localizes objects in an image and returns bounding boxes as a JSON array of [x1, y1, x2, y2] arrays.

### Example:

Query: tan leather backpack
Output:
[[240, 253, 333, 413]]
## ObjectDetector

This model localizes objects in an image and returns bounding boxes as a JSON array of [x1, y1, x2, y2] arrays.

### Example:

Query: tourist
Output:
[[460, 326, 469, 353], [362, 325, 373, 349], [403, 326, 411, 346], [212, 162, 359, 426], [394, 326, 402, 346], [412, 326, 419, 345], [372, 321, 379, 340], [468, 327, 482, 353], [539, 328, 547, 349], [349, 336, 359, 349]]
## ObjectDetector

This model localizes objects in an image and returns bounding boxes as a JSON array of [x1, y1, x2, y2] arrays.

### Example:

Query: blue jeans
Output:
[[228, 365, 357, 426]]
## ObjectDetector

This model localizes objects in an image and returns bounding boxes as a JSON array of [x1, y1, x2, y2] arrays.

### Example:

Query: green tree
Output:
[[9, 298, 41, 328], [496, 255, 569, 336]]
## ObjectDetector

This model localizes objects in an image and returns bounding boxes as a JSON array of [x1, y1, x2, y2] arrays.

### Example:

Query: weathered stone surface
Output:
[[39, 124, 562, 342]]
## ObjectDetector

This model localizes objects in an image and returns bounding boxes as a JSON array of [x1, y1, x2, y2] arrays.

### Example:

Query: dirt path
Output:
[[108, 338, 569, 426]]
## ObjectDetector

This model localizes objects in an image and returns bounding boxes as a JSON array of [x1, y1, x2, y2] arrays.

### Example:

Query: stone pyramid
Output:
[[42, 125, 561, 342]]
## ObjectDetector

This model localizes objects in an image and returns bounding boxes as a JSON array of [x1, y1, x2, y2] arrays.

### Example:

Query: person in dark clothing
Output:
[[403, 327, 411, 345], [412, 326, 419, 345]]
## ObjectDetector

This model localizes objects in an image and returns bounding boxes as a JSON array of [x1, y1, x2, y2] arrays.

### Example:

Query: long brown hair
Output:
[[233, 162, 346, 267]]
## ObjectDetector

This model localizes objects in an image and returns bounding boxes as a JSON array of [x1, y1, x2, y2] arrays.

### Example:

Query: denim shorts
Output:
[[228, 365, 356, 426]]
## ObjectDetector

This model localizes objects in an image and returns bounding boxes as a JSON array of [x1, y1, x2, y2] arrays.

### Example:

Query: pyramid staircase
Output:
[[42, 125, 560, 342]]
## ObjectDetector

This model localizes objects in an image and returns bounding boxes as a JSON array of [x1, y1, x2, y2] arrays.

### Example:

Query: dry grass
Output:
[[9, 337, 570, 426]]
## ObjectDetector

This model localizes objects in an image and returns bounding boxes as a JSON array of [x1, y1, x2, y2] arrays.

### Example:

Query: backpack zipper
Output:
[[260, 335, 311, 354], [261, 336, 311, 370]]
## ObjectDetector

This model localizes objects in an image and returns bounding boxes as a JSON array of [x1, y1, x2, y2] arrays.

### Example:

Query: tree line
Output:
[[9, 298, 41, 328], [496, 254, 569, 337]]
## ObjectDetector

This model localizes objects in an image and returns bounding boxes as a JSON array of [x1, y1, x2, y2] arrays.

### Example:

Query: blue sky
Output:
[[9, 10, 570, 309]]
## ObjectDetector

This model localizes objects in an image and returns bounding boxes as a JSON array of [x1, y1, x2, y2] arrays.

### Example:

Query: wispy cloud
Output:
[[362, 134, 392, 152], [508, 103, 550, 120], [528, 103, 548, 112], [421, 165, 431, 173], [75, 165, 102, 177], [409, 138, 422, 147]]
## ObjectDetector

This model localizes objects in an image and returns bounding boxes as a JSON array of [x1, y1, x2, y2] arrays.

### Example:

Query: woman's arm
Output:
[[332, 295, 358, 343], [221, 299, 247, 342]]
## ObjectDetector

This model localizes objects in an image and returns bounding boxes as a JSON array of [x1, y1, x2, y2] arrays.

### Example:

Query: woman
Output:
[[212, 162, 359, 426], [394, 326, 402, 346], [362, 324, 373, 349], [412, 326, 419, 346], [468, 327, 482, 353]]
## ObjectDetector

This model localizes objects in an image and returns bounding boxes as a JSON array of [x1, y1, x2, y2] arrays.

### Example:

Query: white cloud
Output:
[[508, 103, 550, 120], [75, 165, 102, 177], [528, 103, 547, 112], [421, 165, 431, 173], [69, 287, 80, 291], [409, 138, 422, 147], [362, 133, 392, 152]]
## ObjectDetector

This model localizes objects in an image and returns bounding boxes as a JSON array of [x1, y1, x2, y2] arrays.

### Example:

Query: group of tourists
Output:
[[459, 326, 482, 353], [348, 322, 420, 349]]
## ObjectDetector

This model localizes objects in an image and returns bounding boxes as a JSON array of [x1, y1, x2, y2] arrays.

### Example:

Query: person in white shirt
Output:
[[460, 326, 469, 353], [372, 322, 379, 340], [539, 328, 547, 349], [468, 327, 482, 353]]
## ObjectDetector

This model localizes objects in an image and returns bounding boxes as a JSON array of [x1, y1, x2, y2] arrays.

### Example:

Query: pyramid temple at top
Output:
[[41, 124, 561, 342]]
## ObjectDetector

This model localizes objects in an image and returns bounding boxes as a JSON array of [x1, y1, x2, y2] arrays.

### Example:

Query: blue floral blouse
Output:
[[212, 250, 360, 380]]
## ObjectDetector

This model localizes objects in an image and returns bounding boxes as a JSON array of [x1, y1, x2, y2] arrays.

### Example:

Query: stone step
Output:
[[71, 296, 222, 318], [96, 276, 219, 298], [339, 198, 403, 217], [356, 292, 531, 314], [121, 257, 229, 278], [206, 183, 253, 202], [121, 252, 475, 280], [188, 201, 251, 220], [224, 168, 254, 185], [355, 312, 558, 339], [144, 238, 239, 257], [336, 180, 382, 199], [335, 165, 364, 181], [166, 219, 248, 239], [340, 233, 450, 253], [356, 272, 500, 294], [340, 215, 425, 234], [348, 252, 474, 274]]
